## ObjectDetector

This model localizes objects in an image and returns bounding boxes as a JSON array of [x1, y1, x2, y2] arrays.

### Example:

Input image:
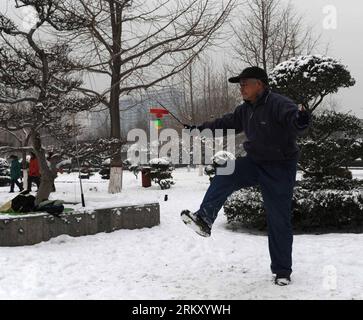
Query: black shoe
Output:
[[9, 191, 14, 193], [274, 275, 291, 286], [181, 210, 211, 237]]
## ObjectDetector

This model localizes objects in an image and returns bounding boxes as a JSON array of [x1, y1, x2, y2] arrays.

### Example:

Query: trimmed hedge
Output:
[[224, 185, 363, 232], [297, 177, 363, 191]]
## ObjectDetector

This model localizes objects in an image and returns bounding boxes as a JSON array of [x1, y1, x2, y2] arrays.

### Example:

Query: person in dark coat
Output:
[[181, 67, 311, 286], [9, 155, 23, 193], [27, 152, 41, 191]]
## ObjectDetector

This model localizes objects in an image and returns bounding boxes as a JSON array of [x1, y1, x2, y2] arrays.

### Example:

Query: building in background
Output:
[[79, 87, 184, 140]]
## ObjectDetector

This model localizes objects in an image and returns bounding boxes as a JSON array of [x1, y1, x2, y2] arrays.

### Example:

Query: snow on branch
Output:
[[269, 55, 355, 111]]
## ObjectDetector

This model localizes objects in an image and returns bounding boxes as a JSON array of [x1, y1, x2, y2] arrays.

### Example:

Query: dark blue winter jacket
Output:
[[197, 90, 310, 162]]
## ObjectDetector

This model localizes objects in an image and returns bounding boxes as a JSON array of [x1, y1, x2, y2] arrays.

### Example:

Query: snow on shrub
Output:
[[298, 111, 363, 180], [0, 158, 9, 167], [224, 186, 363, 232], [148, 158, 175, 190], [0, 158, 10, 186], [56, 159, 72, 169], [297, 176, 362, 191], [205, 151, 236, 182], [269, 55, 355, 109], [102, 158, 111, 166], [123, 158, 141, 178], [149, 158, 170, 166]]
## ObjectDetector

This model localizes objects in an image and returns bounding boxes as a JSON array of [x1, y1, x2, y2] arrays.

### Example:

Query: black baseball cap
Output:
[[229, 66, 269, 85]]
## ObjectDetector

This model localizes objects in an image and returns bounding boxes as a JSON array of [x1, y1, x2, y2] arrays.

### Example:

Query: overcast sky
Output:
[[290, 0, 363, 117], [1, 0, 362, 118]]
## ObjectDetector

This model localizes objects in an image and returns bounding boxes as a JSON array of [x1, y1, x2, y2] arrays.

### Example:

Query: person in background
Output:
[[9, 155, 23, 193], [27, 152, 41, 192]]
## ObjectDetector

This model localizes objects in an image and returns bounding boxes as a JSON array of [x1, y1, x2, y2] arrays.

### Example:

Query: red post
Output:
[[141, 167, 152, 188]]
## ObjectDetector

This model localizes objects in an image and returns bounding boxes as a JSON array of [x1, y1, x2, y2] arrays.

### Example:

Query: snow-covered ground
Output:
[[0, 168, 362, 300]]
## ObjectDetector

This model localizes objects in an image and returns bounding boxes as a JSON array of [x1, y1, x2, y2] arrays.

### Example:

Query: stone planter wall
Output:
[[0, 203, 160, 247]]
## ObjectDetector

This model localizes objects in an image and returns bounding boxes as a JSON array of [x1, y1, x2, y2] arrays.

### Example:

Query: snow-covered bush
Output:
[[228, 56, 363, 233], [123, 158, 141, 178], [298, 111, 363, 181], [57, 159, 72, 171], [224, 186, 363, 232], [0, 157, 10, 186], [0, 158, 9, 168], [148, 158, 175, 190], [99, 158, 110, 180], [297, 176, 362, 191], [204, 151, 236, 182], [270, 55, 355, 110], [80, 161, 94, 179], [270, 56, 359, 181], [224, 187, 266, 229]]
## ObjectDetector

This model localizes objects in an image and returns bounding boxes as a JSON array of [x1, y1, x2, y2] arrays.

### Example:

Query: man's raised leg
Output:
[[182, 156, 259, 236]]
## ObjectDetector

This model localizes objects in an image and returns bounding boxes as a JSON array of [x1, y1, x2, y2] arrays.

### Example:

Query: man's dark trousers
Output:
[[198, 156, 297, 277]]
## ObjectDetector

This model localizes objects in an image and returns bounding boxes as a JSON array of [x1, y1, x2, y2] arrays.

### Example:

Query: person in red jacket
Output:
[[27, 152, 41, 191]]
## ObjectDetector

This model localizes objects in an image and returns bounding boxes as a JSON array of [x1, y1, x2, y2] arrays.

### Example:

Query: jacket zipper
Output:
[[248, 91, 271, 123]]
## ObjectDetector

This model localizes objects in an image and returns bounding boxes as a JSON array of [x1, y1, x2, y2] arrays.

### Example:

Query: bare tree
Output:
[[176, 59, 240, 125], [52, 0, 236, 193], [231, 0, 321, 71], [0, 0, 98, 205]]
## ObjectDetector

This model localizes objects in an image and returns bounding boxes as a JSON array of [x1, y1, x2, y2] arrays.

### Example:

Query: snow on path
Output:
[[0, 169, 362, 300]]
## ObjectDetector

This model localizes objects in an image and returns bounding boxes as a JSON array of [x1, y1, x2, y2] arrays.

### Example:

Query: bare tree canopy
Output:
[[50, 0, 236, 192], [175, 58, 240, 126], [0, 0, 99, 204], [55, 0, 236, 95], [231, 0, 321, 71]]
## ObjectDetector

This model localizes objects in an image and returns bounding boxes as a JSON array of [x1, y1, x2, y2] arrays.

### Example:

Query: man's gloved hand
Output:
[[296, 106, 311, 127]]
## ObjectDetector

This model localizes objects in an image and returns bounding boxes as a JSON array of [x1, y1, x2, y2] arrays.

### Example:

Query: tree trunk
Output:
[[189, 64, 195, 122], [22, 169, 28, 190], [31, 132, 56, 206], [22, 150, 28, 190], [261, 1, 267, 71], [108, 97, 123, 194], [35, 174, 55, 205], [108, 0, 123, 194], [108, 166, 123, 194]]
